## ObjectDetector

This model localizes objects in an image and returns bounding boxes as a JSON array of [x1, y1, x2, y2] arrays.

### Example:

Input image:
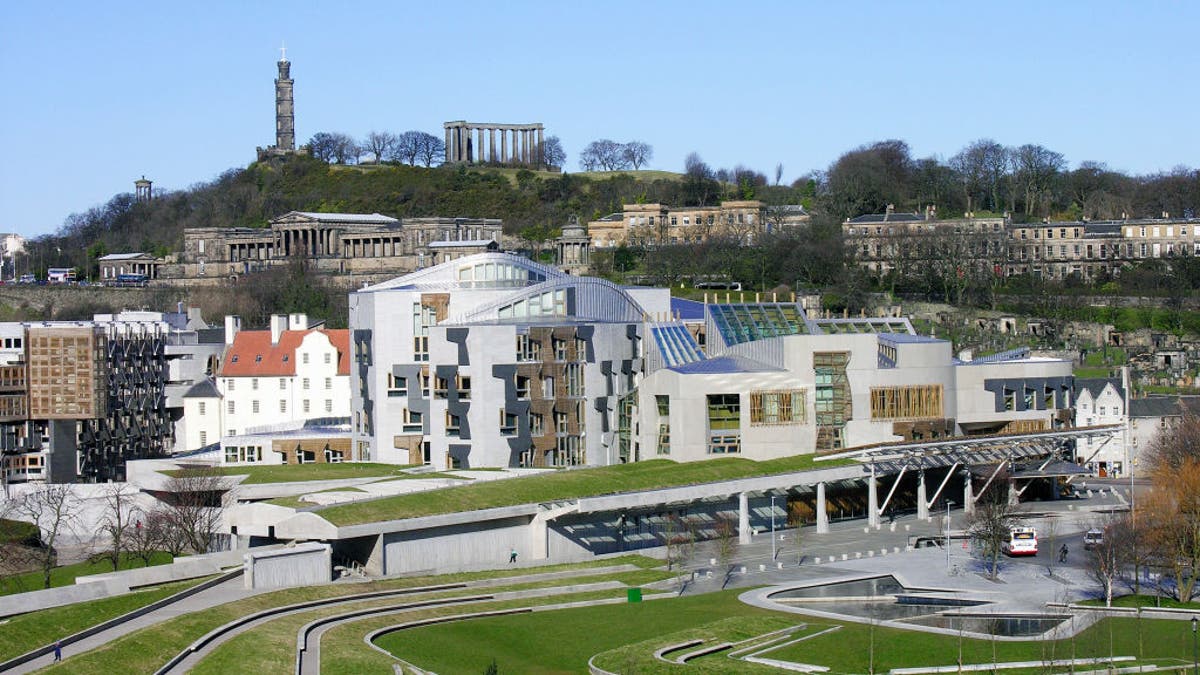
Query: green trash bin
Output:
[[627, 587, 642, 603]]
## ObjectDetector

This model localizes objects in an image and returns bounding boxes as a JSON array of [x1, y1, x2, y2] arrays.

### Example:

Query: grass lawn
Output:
[[0, 551, 173, 596], [594, 615, 816, 674], [374, 588, 784, 675], [191, 567, 672, 675], [38, 555, 659, 675], [164, 462, 413, 484], [378, 595, 1200, 675], [0, 577, 205, 661], [317, 455, 850, 526]]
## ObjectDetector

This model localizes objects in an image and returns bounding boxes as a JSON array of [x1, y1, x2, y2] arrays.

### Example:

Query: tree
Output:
[[713, 513, 737, 589], [541, 136, 565, 169], [965, 485, 1024, 580], [306, 132, 358, 164], [392, 131, 422, 165], [1143, 422, 1200, 601], [621, 141, 653, 170], [1086, 518, 1123, 607], [413, 132, 446, 168], [98, 483, 141, 572], [824, 140, 914, 221], [361, 131, 397, 164], [682, 152, 718, 206], [128, 507, 172, 564], [12, 484, 82, 589], [774, 163, 784, 186], [579, 139, 628, 172], [160, 466, 233, 554]]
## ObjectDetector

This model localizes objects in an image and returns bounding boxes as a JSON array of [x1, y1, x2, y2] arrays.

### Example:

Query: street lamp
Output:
[[945, 500, 956, 571]]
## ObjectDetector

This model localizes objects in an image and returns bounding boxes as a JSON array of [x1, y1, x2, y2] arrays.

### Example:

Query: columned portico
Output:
[[443, 121, 545, 165]]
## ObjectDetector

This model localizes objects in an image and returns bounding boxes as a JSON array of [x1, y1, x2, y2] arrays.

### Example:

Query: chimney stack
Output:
[[270, 315, 288, 345], [224, 315, 241, 346]]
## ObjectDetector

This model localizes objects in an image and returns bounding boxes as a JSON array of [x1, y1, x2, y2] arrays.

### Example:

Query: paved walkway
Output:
[[10, 574, 274, 674]]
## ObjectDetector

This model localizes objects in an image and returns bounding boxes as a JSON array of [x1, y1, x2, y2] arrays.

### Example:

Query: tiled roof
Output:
[[288, 211, 398, 224], [848, 213, 925, 224], [1129, 397, 1180, 418], [182, 378, 220, 399], [1074, 377, 1123, 401], [98, 252, 152, 261], [219, 328, 350, 377]]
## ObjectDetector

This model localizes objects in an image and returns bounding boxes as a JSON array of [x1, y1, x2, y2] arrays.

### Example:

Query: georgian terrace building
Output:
[[159, 211, 502, 283], [588, 201, 809, 248], [846, 208, 1200, 281]]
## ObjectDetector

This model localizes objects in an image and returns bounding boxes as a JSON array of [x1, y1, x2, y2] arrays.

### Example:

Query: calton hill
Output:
[[12, 138, 1200, 388]]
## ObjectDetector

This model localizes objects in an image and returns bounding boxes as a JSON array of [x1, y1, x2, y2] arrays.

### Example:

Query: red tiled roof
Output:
[[218, 329, 350, 377]]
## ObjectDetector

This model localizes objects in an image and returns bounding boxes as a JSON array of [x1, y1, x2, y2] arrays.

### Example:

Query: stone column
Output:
[[537, 126, 544, 166], [963, 478, 975, 516], [475, 127, 483, 162], [816, 482, 829, 534], [738, 492, 751, 544], [445, 127, 452, 163], [867, 466, 880, 528], [489, 128, 496, 163], [917, 471, 929, 521], [501, 127, 508, 163]]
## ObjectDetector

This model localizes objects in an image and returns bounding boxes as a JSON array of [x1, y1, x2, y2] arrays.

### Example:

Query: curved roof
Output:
[[451, 276, 646, 324], [361, 252, 565, 293]]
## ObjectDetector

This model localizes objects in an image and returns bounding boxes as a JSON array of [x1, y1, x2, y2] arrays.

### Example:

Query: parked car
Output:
[[1084, 528, 1104, 550]]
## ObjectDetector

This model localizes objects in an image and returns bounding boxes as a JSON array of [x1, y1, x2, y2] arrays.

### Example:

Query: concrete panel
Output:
[[244, 542, 331, 589], [382, 515, 531, 574]]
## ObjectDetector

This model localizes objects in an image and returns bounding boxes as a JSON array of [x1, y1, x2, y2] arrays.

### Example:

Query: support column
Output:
[[867, 467, 880, 528], [738, 492, 751, 544], [964, 478, 975, 516], [477, 128, 485, 162], [1007, 478, 1018, 506], [501, 127, 508, 163], [816, 482, 829, 534], [523, 129, 531, 163], [537, 126, 544, 165], [445, 127, 452, 163], [489, 128, 496, 163], [917, 471, 929, 521]]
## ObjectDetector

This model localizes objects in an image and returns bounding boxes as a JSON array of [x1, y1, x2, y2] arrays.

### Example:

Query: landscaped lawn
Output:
[[0, 551, 174, 596], [38, 555, 659, 675], [374, 588, 784, 674], [0, 577, 206, 661], [317, 455, 851, 525], [165, 462, 413, 484]]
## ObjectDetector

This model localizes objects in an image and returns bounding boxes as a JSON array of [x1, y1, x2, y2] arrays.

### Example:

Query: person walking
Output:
[[1059, 544, 1069, 563], [53, 640, 62, 662], [509, 548, 518, 564]]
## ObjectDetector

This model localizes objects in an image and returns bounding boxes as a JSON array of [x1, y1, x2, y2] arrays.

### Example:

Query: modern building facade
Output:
[[348, 252, 670, 470]]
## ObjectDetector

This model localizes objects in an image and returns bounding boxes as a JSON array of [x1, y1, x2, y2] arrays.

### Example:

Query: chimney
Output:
[[270, 315, 288, 345], [885, 204, 895, 216], [288, 313, 308, 331], [1163, 211, 1170, 219], [224, 315, 241, 346]]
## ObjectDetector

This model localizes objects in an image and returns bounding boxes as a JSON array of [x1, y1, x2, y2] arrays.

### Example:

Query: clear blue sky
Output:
[[1, 1, 1197, 238]]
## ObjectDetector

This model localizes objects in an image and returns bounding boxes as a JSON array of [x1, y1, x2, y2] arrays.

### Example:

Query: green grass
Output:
[[374, 589, 787, 674], [1083, 348, 1126, 367], [1080, 593, 1200, 609], [1074, 366, 1114, 378], [0, 551, 173, 596], [164, 462, 413, 484], [0, 518, 38, 544], [594, 615, 813, 673], [38, 554, 659, 675], [0, 577, 205, 661], [317, 455, 850, 526]]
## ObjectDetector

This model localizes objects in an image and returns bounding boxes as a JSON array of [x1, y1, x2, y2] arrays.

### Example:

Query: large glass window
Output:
[[750, 390, 806, 425]]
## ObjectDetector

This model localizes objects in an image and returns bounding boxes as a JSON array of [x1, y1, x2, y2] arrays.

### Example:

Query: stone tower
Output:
[[274, 53, 295, 152]]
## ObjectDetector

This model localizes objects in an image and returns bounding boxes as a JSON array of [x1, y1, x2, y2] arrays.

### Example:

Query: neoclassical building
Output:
[[587, 200, 809, 248], [162, 211, 502, 282]]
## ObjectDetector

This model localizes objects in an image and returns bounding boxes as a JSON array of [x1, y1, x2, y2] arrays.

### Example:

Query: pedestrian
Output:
[[53, 640, 61, 662], [1059, 544, 1069, 563], [509, 548, 517, 564]]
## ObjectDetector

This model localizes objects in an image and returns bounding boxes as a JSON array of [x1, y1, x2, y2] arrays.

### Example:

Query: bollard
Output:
[[710, 558, 717, 566], [777, 561, 784, 570], [855, 552, 862, 559], [864, 527, 870, 534], [867, 551, 874, 558], [759, 564, 766, 572], [894, 546, 900, 554], [814, 556, 821, 564], [842, 553, 848, 561], [739, 566, 746, 574], [880, 548, 887, 556], [905, 524, 911, 531], [905, 545, 914, 552], [889, 523, 896, 532]]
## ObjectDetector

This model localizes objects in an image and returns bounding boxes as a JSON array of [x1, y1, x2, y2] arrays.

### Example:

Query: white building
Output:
[[214, 313, 351, 464], [349, 252, 669, 470], [1072, 377, 1127, 475]]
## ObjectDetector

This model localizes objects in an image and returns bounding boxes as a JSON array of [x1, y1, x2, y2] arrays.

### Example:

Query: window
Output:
[[553, 338, 568, 361], [325, 377, 332, 390], [387, 373, 407, 396], [870, 385, 943, 420], [252, 400, 260, 413], [751, 390, 807, 425], [516, 335, 542, 361], [303, 399, 310, 413], [554, 410, 569, 434], [515, 375, 531, 399], [457, 374, 471, 400], [529, 413, 545, 436], [564, 363, 583, 397], [446, 411, 461, 437], [227, 379, 235, 391], [707, 394, 740, 431], [325, 399, 332, 413], [199, 402, 206, 415], [280, 399, 287, 413], [279, 378, 286, 389], [302, 378, 310, 390], [1003, 388, 1015, 411], [402, 408, 423, 433], [500, 410, 518, 435], [324, 353, 331, 364], [574, 337, 587, 360], [413, 302, 436, 361], [302, 353, 309, 364], [227, 401, 235, 414], [1100, 406, 1107, 416], [199, 431, 207, 446], [542, 376, 555, 398], [252, 378, 259, 391], [434, 375, 449, 399], [1024, 387, 1035, 409]]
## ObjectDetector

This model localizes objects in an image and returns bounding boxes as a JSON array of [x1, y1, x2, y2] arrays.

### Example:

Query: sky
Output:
[[1, 1, 1197, 238]]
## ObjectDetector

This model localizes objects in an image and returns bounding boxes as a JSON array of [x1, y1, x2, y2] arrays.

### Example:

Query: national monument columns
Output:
[[443, 121, 545, 166]]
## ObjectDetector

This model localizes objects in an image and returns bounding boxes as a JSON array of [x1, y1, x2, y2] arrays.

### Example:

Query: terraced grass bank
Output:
[[318, 455, 849, 526], [165, 462, 414, 484]]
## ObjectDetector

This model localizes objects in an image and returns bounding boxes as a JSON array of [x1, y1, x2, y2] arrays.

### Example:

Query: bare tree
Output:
[[413, 132, 446, 168], [621, 141, 653, 170], [713, 513, 737, 588], [1086, 518, 1122, 607], [579, 140, 628, 172], [542, 136, 566, 168], [1143, 417, 1200, 601], [306, 132, 359, 164], [361, 131, 398, 164], [127, 506, 170, 564], [774, 162, 784, 186], [161, 467, 233, 554], [12, 484, 82, 589], [98, 483, 141, 572], [965, 487, 1024, 580], [391, 131, 422, 166]]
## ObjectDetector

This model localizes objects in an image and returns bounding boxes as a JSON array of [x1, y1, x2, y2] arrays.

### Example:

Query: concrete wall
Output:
[[244, 542, 331, 589], [381, 515, 532, 574]]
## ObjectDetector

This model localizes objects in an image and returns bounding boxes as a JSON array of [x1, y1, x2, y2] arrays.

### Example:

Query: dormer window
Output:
[[255, 355, 263, 363], [282, 355, 289, 362], [231, 355, 239, 363]]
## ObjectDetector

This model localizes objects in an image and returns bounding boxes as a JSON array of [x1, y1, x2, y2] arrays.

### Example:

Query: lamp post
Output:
[[945, 500, 955, 571], [770, 494, 777, 561]]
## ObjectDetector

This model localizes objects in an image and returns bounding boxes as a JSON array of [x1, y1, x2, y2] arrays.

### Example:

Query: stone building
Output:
[[555, 216, 590, 275], [444, 121, 545, 166], [587, 200, 809, 248], [164, 211, 502, 283], [845, 208, 1200, 281], [257, 50, 306, 161], [98, 252, 160, 281]]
